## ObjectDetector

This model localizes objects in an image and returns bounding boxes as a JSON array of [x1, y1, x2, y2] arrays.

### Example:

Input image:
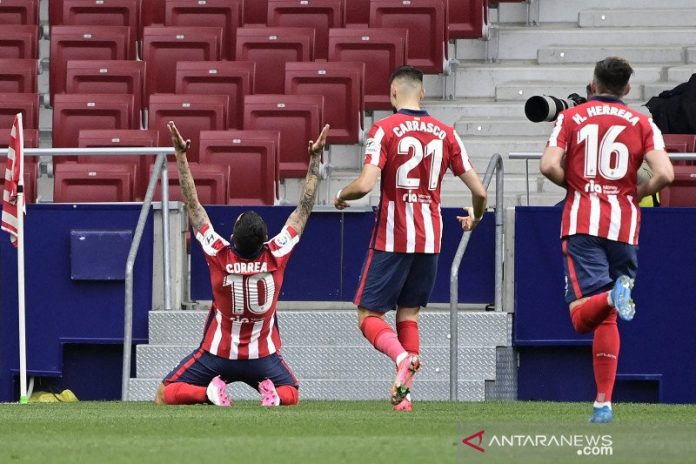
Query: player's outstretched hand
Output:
[[308, 124, 330, 158], [334, 193, 349, 210], [456, 206, 481, 231], [167, 121, 191, 155]]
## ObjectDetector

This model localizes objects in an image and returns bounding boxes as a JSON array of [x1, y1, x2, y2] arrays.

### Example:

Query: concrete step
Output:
[[127, 377, 487, 402], [688, 47, 696, 64], [422, 99, 527, 123], [147, 310, 510, 347], [455, 63, 663, 98], [643, 82, 682, 100], [667, 65, 696, 83], [495, 81, 644, 102], [578, 9, 696, 28], [494, 26, 696, 61], [536, 0, 696, 23], [135, 344, 497, 381], [456, 118, 553, 137], [538, 45, 686, 65]]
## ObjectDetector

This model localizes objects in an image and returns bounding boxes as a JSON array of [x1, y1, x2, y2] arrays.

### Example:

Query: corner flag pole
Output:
[[17, 181, 27, 404]]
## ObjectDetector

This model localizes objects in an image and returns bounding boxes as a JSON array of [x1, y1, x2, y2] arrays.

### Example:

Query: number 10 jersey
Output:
[[364, 109, 473, 254], [195, 223, 299, 360]]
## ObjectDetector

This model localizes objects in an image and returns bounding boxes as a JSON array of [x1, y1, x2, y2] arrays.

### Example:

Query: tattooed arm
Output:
[[167, 121, 211, 232], [285, 124, 330, 235]]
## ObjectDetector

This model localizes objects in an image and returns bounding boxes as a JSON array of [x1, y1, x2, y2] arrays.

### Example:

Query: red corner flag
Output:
[[1, 113, 25, 247]]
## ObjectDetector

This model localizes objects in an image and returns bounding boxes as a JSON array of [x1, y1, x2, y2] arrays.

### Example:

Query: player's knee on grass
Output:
[[155, 383, 166, 405]]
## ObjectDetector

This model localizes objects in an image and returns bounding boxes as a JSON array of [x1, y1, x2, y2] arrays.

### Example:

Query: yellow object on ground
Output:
[[29, 389, 79, 403]]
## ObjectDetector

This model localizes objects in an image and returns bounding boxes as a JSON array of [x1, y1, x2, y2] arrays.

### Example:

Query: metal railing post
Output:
[[449, 153, 504, 401], [160, 163, 172, 310]]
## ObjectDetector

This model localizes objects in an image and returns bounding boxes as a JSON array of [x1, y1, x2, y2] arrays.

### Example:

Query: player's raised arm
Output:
[[167, 121, 211, 232], [285, 124, 330, 235]]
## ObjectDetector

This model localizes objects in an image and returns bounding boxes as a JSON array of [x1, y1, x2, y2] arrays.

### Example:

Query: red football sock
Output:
[[397, 320, 420, 355], [276, 385, 299, 406], [163, 382, 207, 405], [593, 311, 620, 403], [570, 292, 612, 334], [360, 316, 407, 363]]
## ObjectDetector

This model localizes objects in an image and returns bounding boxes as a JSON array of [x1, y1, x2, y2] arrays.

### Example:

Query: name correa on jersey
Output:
[[548, 98, 665, 245], [364, 109, 473, 254], [194, 223, 299, 360]]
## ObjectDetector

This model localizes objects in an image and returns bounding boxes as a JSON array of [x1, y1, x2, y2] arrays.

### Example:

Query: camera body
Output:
[[524, 93, 587, 123]]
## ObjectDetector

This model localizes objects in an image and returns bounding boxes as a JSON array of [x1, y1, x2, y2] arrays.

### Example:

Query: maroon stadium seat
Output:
[[142, 26, 223, 98], [236, 27, 315, 95], [664, 134, 696, 166], [148, 93, 229, 163], [0, 59, 38, 93], [328, 27, 408, 111], [65, 60, 145, 127], [165, 0, 243, 61], [59, 0, 139, 57], [0, 129, 39, 203], [51, 94, 136, 151], [78, 129, 159, 200], [54, 163, 135, 202], [49, 25, 131, 102], [0, 93, 39, 130], [199, 130, 280, 205], [0, 25, 39, 59], [369, 0, 447, 74], [284, 61, 364, 144], [267, 0, 344, 60], [660, 165, 696, 207], [345, 0, 371, 26], [449, 0, 487, 39], [0, 0, 39, 25], [153, 163, 228, 205], [175, 60, 255, 129], [0, 128, 39, 149], [141, 0, 166, 27], [243, 94, 323, 178], [243, 0, 268, 26]]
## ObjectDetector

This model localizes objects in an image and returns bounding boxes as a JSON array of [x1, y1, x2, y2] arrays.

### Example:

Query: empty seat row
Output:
[[661, 134, 696, 207], [0, 0, 39, 26]]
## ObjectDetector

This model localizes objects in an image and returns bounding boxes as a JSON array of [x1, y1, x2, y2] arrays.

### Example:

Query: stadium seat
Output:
[[78, 129, 159, 200], [142, 26, 223, 98], [165, 0, 243, 61], [175, 61, 255, 130], [664, 134, 696, 166], [199, 130, 280, 205], [148, 93, 229, 163], [0, 128, 39, 203], [153, 163, 228, 205], [243, 0, 268, 25], [328, 27, 408, 110], [449, 0, 486, 39], [0, 128, 39, 149], [0, 58, 38, 94], [0, 25, 39, 59], [267, 0, 344, 60], [0, 93, 39, 130], [236, 27, 315, 95], [141, 0, 166, 27], [65, 60, 146, 127], [0, 0, 39, 25], [51, 94, 136, 151], [369, 0, 447, 74], [54, 163, 135, 203], [49, 26, 132, 103], [284, 61, 364, 144], [345, 0, 371, 26], [660, 165, 696, 207], [59, 0, 139, 57], [243, 94, 323, 178]]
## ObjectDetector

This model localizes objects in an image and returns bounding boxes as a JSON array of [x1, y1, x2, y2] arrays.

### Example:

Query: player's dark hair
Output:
[[389, 65, 424, 86], [232, 210, 267, 257], [593, 57, 634, 96]]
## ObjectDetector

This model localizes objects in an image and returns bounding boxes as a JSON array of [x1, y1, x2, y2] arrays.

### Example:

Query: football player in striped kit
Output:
[[540, 57, 673, 423], [155, 121, 329, 407], [334, 66, 487, 410]]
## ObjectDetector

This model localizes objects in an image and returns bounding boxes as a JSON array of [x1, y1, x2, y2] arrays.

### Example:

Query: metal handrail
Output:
[[449, 153, 504, 401], [509, 151, 696, 205]]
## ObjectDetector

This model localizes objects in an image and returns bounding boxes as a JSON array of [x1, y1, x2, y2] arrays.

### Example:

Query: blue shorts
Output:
[[562, 234, 638, 304], [163, 349, 298, 390], [353, 249, 439, 313]]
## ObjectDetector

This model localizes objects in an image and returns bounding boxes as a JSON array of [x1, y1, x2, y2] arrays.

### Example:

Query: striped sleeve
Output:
[[547, 113, 568, 149], [195, 223, 229, 257], [645, 117, 665, 152], [363, 124, 387, 169], [450, 129, 473, 175], [268, 225, 300, 259]]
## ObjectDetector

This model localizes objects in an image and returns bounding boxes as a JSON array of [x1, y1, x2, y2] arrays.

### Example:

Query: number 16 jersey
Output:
[[195, 223, 299, 360], [364, 109, 473, 254], [547, 96, 665, 245]]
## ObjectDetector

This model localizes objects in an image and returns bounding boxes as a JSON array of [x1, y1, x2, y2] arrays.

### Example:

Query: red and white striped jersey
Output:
[[547, 96, 665, 245], [195, 223, 299, 360], [364, 109, 472, 253]]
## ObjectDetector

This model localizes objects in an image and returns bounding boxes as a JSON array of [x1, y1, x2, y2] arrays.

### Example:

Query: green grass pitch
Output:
[[0, 401, 694, 464]]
